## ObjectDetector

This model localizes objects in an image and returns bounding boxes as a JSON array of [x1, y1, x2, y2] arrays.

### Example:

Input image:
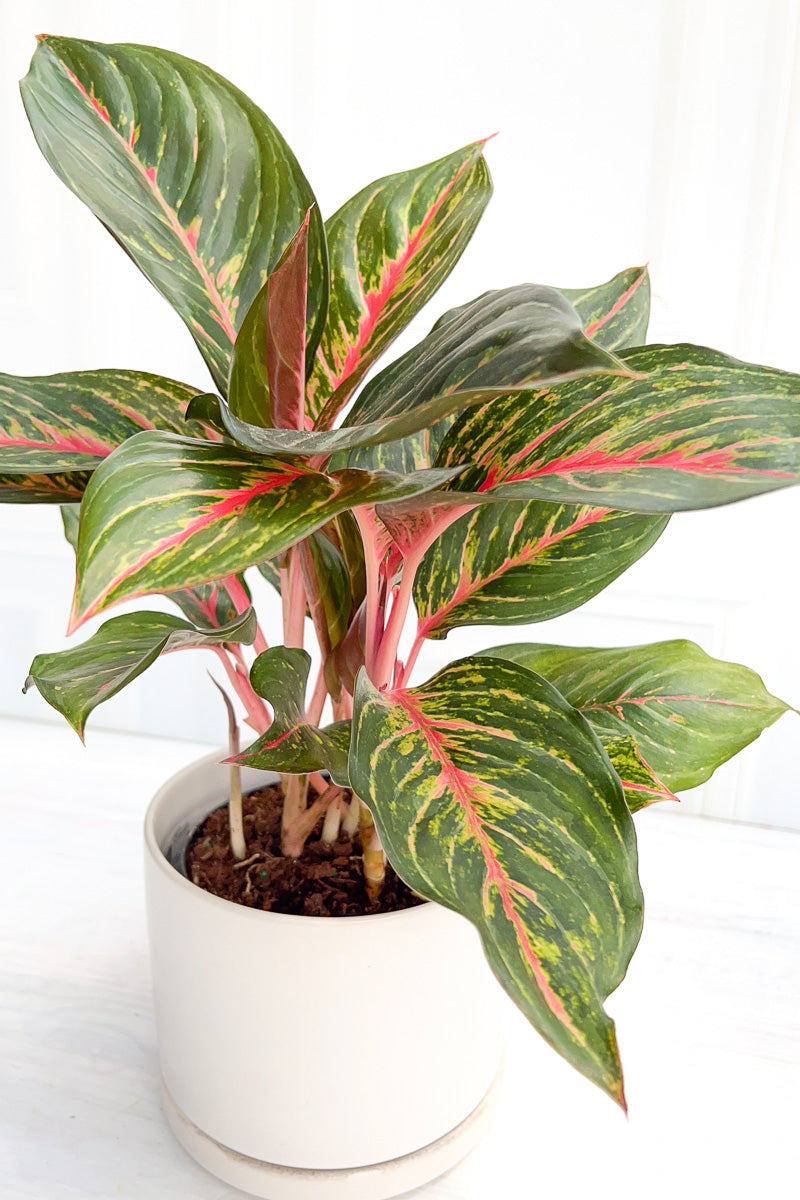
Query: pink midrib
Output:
[[585, 272, 647, 339], [316, 151, 479, 399], [418, 506, 611, 638], [391, 688, 586, 1043], [0, 428, 112, 457], [71, 467, 303, 630], [63, 65, 237, 343], [482, 440, 796, 491]]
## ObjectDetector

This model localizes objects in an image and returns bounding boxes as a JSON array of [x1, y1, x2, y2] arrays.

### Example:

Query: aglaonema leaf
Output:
[[485, 640, 792, 791], [413, 501, 668, 639], [343, 284, 634, 475], [22, 37, 328, 393], [168, 577, 250, 630], [227, 212, 310, 431], [600, 735, 677, 813], [24, 608, 256, 739], [561, 266, 650, 350], [349, 655, 643, 1105], [69, 430, 464, 629], [232, 647, 350, 784], [437, 344, 800, 512], [307, 141, 492, 428], [0, 368, 203, 499]]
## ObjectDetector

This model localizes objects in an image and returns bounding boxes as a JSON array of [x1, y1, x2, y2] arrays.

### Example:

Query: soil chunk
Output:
[[186, 784, 425, 917]]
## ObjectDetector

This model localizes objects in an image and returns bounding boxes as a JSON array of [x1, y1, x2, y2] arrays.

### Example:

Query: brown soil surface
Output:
[[186, 784, 425, 917]]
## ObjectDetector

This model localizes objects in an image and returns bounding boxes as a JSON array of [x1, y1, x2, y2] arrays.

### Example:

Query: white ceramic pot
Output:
[[144, 751, 504, 1200]]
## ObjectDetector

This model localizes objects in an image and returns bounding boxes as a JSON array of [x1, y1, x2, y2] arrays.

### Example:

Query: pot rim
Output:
[[144, 748, 435, 928]]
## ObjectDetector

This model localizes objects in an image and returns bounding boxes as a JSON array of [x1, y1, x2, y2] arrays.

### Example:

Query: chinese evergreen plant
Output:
[[4, 36, 799, 1107]]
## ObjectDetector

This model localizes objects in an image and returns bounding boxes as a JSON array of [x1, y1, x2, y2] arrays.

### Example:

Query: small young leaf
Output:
[[24, 609, 256, 738], [233, 647, 350, 784]]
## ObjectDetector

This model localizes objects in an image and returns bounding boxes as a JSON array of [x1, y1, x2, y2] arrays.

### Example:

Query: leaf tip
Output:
[[35, 33, 51, 43]]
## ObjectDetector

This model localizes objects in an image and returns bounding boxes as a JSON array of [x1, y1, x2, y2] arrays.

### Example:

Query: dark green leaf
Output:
[[24, 608, 255, 738], [485, 640, 792, 791], [22, 36, 328, 392], [233, 647, 350, 784], [350, 655, 642, 1104]]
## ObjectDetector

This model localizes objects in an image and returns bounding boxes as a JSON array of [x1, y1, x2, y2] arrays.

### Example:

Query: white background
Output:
[[2, 0, 800, 827]]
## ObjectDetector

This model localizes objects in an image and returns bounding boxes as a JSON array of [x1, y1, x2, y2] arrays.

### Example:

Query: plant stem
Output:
[[281, 773, 309, 855], [207, 673, 247, 861], [397, 630, 425, 688], [307, 663, 328, 727], [283, 550, 306, 649], [342, 790, 360, 837], [212, 646, 269, 734], [282, 781, 342, 857], [359, 802, 385, 901], [320, 789, 345, 843], [225, 574, 268, 655]]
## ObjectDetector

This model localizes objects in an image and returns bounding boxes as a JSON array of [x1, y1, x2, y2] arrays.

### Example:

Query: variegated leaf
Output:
[[485, 640, 792, 791], [233, 647, 350, 784], [24, 608, 255, 738], [413, 502, 667, 639], [561, 266, 650, 350], [169, 577, 250, 630], [308, 141, 492, 427], [350, 656, 643, 1104], [0, 368, 203, 498], [227, 212, 310, 430], [437, 345, 800, 511], [600, 735, 677, 813], [22, 37, 327, 392], [343, 284, 632, 475], [70, 430, 463, 629]]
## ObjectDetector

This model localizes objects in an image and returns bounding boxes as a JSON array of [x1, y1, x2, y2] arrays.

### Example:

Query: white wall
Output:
[[2, 0, 799, 828]]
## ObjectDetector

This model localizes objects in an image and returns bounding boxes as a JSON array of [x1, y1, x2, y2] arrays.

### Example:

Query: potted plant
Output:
[[3, 33, 798, 1200]]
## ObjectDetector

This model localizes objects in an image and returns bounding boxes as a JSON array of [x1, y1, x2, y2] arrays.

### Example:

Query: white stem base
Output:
[[162, 1062, 503, 1200]]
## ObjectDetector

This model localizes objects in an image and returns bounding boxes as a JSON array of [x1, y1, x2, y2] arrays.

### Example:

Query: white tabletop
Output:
[[1, 716, 798, 1200]]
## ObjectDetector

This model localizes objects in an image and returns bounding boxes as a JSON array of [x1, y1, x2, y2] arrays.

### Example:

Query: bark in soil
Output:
[[186, 784, 425, 917]]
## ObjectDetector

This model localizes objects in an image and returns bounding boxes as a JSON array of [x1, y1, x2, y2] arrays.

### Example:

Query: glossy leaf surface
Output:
[[233, 647, 350, 783], [22, 36, 327, 392], [24, 609, 255, 738], [600, 735, 677, 813], [70, 431, 463, 627], [0, 368, 202, 497], [350, 656, 642, 1103], [343, 284, 632, 475], [414, 502, 667, 639], [561, 266, 650, 350], [438, 345, 800, 511], [486, 640, 791, 791], [307, 141, 492, 426]]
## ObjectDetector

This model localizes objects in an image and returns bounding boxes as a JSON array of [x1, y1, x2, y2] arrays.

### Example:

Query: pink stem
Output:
[[225, 574, 269, 655], [397, 630, 425, 688], [307, 663, 328, 727], [354, 509, 384, 675], [211, 646, 270, 734], [284, 550, 307, 649]]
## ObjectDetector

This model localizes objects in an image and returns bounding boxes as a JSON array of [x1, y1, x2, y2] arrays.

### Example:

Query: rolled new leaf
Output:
[[485, 640, 792, 791], [438, 344, 800, 512], [22, 36, 328, 392], [349, 655, 643, 1104], [0, 368, 202, 500], [307, 141, 492, 427], [69, 430, 464, 628], [24, 609, 256, 738], [227, 212, 310, 431], [232, 647, 350, 785]]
